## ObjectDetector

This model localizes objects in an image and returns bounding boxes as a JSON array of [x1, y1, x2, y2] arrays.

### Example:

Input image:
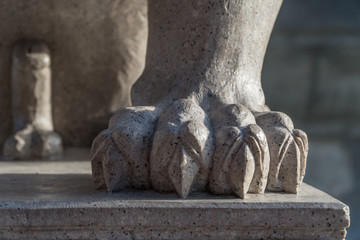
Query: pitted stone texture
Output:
[[91, 106, 157, 191], [151, 99, 213, 198], [132, 0, 282, 112], [255, 111, 308, 193], [0, 156, 350, 240], [0, 0, 148, 147], [3, 40, 62, 159], [209, 104, 270, 198], [91, 0, 308, 199]]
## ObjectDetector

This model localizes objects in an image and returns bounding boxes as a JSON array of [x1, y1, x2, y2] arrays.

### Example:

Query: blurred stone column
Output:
[[3, 40, 62, 159]]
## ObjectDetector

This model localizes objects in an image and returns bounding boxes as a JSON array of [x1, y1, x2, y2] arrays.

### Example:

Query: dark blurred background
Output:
[[262, 0, 360, 238]]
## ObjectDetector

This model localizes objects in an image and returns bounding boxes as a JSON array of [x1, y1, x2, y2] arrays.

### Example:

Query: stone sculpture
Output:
[[91, 0, 308, 199], [3, 40, 63, 159], [0, 0, 148, 148]]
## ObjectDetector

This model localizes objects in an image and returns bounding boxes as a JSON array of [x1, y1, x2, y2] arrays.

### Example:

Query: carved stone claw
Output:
[[91, 128, 112, 189], [167, 132, 200, 198], [90, 106, 157, 192], [150, 99, 213, 198], [255, 111, 309, 193], [209, 104, 270, 199], [293, 129, 308, 184], [245, 125, 270, 194], [210, 126, 255, 198], [102, 143, 131, 192]]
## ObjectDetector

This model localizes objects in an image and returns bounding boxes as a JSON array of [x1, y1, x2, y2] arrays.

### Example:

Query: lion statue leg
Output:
[[92, 0, 308, 199]]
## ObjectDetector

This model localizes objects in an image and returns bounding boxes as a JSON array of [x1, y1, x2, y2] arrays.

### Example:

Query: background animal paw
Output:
[[3, 125, 62, 160]]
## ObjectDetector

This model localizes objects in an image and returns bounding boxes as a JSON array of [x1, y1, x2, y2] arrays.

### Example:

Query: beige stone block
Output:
[[0, 150, 350, 240]]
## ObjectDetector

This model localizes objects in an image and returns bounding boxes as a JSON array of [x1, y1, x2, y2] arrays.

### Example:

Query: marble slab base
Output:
[[0, 148, 350, 240]]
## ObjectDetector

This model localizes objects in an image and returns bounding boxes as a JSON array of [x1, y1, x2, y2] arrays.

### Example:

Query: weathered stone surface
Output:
[[92, 0, 308, 199], [209, 104, 269, 198], [255, 111, 308, 193], [0, 156, 350, 240], [151, 99, 213, 198], [3, 40, 62, 160], [0, 0, 148, 147]]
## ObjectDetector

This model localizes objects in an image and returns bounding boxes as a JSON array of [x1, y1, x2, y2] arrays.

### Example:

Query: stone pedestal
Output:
[[0, 149, 350, 240]]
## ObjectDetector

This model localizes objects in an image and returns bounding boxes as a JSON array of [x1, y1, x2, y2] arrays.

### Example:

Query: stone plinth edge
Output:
[[0, 180, 350, 240]]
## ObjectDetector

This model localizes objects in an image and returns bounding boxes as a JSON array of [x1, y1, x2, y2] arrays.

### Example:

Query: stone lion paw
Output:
[[150, 99, 213, 198], [92, 100, 303, 199], [90, 98, 308, 199], [90, 106, 157, 191], [209, 104, 270, 198], [255, 111, 308, 193]]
